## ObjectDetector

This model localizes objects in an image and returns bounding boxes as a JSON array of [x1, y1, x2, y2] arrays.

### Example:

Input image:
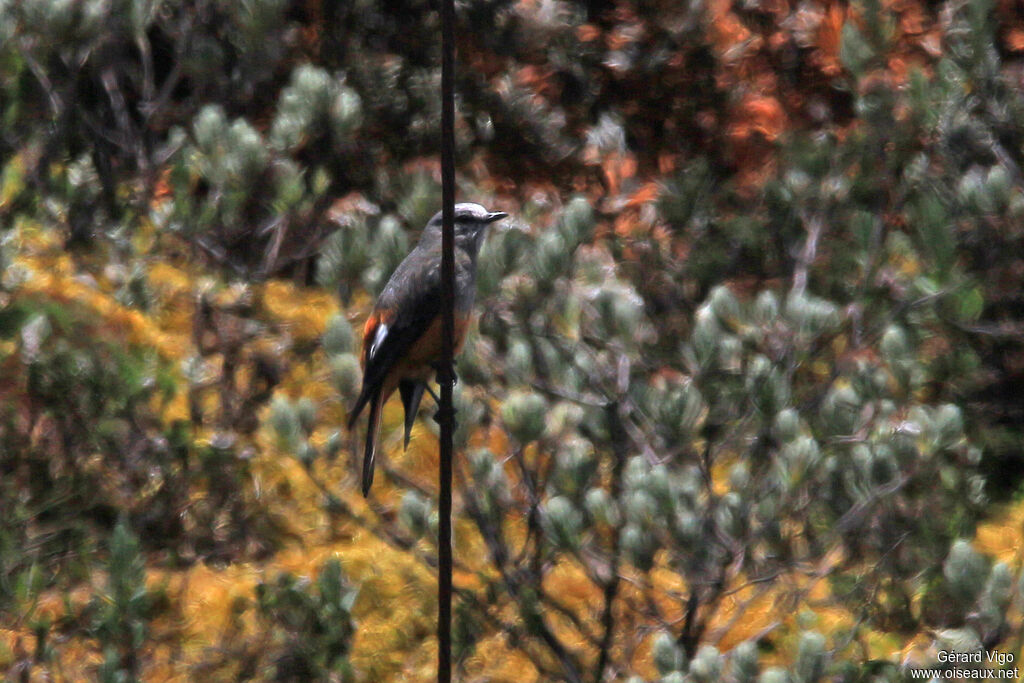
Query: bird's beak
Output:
[[486, 211, 508, 223]]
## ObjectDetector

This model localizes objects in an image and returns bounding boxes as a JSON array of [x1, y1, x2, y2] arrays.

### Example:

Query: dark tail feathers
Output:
[[360, 388, 383, 496], [399, 380, 426, 450]]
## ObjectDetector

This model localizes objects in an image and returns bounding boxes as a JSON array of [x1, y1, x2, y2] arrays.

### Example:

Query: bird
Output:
[[347, 203, 508, 496]]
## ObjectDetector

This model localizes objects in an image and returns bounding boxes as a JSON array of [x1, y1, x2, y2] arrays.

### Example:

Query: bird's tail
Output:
[[361, 388, 384, 496], [399, 380, 426, 451]]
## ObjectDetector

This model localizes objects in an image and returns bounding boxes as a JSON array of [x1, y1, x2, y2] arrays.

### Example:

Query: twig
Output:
[[595, 400, 628, 681], [792, 211, 824, 298]]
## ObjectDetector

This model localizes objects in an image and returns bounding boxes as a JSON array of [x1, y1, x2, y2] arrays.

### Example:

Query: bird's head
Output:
[[423, 203, 507, 254]]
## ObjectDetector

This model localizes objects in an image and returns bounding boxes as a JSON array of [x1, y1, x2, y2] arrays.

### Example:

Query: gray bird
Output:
[[347, 203, 508, 495]]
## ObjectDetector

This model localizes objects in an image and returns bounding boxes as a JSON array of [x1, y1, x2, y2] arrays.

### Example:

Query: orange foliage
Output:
[[1007, 28, 1024, 51], [975, 502, 1024, 564], [816, 3, 847, 76], [600, 154, 638, 196], [729, 95, 787, 144], [624, 182, 660, 209], [709, 0, 754, 57], [516, 65, 561, 100], [577, 23, 602, 42]]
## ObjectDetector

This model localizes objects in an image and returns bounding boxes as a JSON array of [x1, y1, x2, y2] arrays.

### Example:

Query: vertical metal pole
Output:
[[438, 0, 456, 679]]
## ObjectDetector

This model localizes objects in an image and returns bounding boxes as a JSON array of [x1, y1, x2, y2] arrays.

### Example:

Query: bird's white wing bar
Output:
[[369, 322, 389, 362]]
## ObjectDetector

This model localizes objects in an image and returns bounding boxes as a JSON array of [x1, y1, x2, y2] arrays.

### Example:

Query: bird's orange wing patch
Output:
[[362, 308, 395, 366]]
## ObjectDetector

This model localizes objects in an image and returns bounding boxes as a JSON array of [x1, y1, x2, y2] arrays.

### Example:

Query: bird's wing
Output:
[[347, 245, 442, 427]]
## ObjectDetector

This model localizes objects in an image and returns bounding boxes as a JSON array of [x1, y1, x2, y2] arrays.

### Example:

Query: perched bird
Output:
[[347, 203, 508, 495]]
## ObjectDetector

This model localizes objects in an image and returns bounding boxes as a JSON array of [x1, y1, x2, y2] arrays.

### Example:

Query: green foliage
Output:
[[541, 496, 583, 550], [0, 302, 163, 580], [944, 540, 989, 606], [653, 632, 686, 675], [88, 520, 158, 682], [400, 490, 433, 540], [255, 558, 358, 682], [270, 394, 338, 471], [500, 390, 549, 444], [323, 314, 355, 356], [318, 213, 372, 300], [730, 641, 761, 683], [0, 291, 283, 647], [270, 65, 362, 153], [794, 631, 828, 682], [163, 68, 365, 276]]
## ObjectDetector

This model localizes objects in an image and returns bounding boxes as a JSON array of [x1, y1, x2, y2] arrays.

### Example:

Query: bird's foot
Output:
[[433, 409, 459, 431], [430, 362, 458, 386]]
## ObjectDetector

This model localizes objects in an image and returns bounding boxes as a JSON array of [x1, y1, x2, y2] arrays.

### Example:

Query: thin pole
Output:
[[437, 0, 456, 678]]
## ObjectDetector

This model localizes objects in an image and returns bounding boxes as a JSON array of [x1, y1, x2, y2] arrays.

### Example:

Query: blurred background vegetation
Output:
[[1, 0, 1024, 680]]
